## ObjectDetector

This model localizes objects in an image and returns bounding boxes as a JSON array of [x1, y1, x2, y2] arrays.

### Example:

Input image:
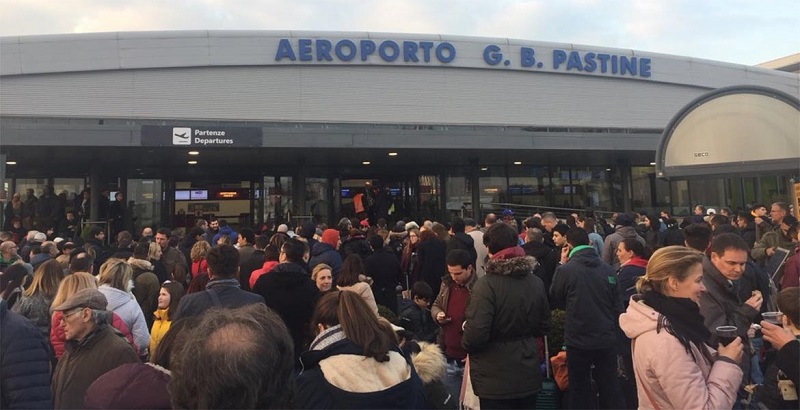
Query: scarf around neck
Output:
[[642, 290, 711, 355], [490, 246, 525, 261]]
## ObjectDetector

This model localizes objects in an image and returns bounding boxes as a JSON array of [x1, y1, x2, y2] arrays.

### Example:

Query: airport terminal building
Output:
[[1, 31, 798, 230]]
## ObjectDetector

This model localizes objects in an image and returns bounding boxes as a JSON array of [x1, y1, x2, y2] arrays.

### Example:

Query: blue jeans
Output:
[[750, 336, 764, 384], [443, 359, 464, 401]]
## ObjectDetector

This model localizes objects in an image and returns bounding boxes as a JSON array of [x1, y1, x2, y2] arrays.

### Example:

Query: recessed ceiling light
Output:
[[606, 168, 611, 171], [388, 152, 398, 157], [6, 161, 17, 165], [649, 162, 656, 166], [189, 151, 199, 155], [513, 161, 522, 165], [188, 160, 198, 165], [362, 161, 371, 165], [481, 167, 488, 171]]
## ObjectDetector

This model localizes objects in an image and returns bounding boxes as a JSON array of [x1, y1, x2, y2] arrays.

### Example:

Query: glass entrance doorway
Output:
[[338, 176, 441, 224]]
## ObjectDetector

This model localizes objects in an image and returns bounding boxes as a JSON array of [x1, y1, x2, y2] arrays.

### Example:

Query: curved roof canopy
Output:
[[655, 85, 800, 179]]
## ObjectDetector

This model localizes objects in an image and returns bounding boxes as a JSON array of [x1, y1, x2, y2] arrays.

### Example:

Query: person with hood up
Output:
[[309, 229, 343, 281], [252, 238, 320, 361], [96, 258, 150, 358], [295, 290, 428, 409], [602, 212, 646, 269], [463, 222, 550, 409], [404, 340, 458, 410], [445, 217, 477, 269], [619, 246, 743, 409]]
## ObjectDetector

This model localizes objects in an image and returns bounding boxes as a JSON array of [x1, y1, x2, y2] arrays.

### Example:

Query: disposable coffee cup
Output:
[[716, 326, 738, 346], [762, 312, 783, 325]]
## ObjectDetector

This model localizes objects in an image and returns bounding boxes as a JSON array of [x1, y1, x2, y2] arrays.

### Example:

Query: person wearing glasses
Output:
[[51, 288, 139, 409]]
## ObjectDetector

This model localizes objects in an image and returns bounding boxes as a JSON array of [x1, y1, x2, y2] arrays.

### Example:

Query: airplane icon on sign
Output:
[[172, 127, 191, 145]]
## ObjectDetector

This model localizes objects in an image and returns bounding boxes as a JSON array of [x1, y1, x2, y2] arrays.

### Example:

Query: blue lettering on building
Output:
[[274, 39, 654, 78]]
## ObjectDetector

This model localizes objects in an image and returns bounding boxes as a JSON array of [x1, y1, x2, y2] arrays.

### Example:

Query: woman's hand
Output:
[[717, 337, 743, 364]]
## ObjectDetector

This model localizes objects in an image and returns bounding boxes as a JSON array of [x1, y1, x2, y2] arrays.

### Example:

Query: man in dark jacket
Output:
[[252, 238, 320, 361], [446, 217, 477, 268], [309, 229, 343, 281], [0, 300, 52, 409], [364, 234, 402, 313], [550, 228, 624, 409], [463, 223, 550, 409], [239, 234, 267, 291], [51, 289, 139, 409], [522, 227, 555, 291], [173, 245, 265, 320], [84, 226, 107, 273], [602, 212, 645, 269], [155, 228, 188, 284]]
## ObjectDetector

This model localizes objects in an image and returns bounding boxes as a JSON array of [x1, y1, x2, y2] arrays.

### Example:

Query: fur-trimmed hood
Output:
[[410, 342, 446, 384], [127, 257, 153, 272], [485, 255, 538, 277]]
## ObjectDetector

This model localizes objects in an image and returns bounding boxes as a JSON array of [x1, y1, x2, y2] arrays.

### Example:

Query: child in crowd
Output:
[[398, 281, 438, 343]]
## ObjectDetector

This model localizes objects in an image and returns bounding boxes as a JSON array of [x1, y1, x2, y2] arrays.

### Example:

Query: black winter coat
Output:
[[0, 301, 52, 409], [550, 248, 620, 350], [416, 238, 447, 295], [309, 242, 343, 280], [445, 233, 477, 268], [239, 249, 265, 291], [173, 281, 265, 320], [522, 241, 555, 290], [462, 255, 550, 400], [252, 262, 320, 360], [340, 234, 372, 261], [364, 248, 402, 313]]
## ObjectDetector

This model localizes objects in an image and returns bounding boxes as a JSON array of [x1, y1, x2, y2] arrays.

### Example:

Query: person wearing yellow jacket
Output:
[[149, 281, 184, 354]]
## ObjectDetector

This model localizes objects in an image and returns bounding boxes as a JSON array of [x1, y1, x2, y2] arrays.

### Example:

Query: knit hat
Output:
[[321, 229, 340, 248], [553, 223, 570, 236], [405, 222, 420, 232]]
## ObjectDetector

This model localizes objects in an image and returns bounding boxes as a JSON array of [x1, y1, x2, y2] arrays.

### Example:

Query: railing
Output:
[[460, 202, 626, 222]]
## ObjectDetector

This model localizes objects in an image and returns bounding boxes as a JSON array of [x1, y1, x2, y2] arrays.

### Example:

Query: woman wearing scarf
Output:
[[619, 246, 743, 409], [462, 222, 550, 409], [616, 238, 649, 311]]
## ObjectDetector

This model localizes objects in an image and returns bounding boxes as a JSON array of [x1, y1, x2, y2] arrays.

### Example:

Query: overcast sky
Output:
[[1, 0, 797, 66]]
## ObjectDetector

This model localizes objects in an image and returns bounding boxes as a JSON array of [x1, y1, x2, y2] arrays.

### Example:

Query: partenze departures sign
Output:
[[274, 38, 653, 78]]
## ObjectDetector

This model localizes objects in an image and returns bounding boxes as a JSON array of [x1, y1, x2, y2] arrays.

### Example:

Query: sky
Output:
[[0, 0, 797, 66]]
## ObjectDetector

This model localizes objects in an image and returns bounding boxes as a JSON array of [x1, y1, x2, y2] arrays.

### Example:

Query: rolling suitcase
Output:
[[536, 336, 559, 409]]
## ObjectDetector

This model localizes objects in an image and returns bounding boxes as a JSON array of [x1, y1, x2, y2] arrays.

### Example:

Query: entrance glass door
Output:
[[127, 179, 162, 235]]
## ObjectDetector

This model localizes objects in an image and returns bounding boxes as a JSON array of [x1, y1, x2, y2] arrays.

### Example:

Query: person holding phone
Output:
[[620, 246, 743, 409]]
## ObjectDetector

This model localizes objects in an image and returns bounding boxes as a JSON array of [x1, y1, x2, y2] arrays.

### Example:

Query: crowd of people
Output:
[[0, 197, 798, 409]]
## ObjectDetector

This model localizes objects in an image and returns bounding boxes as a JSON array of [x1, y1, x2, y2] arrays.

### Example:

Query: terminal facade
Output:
[[1, 31, 798, 230]]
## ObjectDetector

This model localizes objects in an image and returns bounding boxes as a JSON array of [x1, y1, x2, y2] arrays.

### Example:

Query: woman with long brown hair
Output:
[[12, 259, 64, 337], [336, 254, 378, 315], [295, 290, 427, 409]]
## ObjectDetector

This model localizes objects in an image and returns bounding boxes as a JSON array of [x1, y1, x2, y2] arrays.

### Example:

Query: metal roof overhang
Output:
[[655, 85, 800, 179]]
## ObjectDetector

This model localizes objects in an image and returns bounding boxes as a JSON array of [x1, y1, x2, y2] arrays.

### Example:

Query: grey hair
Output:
[[541, 212, 557, 222], [526, 228, 544, 243], [91, 309, 111, 326]]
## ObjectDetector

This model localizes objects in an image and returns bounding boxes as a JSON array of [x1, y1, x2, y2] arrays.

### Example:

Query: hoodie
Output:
[[98, 285, 150, 356], [619, 296, 742, 409], [309, 241, 343, 280]]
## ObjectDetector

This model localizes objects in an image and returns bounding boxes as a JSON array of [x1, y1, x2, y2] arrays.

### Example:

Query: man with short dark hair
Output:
[[237, 227, 256, 262], [173, 245, 265, 320], [51, 288, 139, 409], [550, 227, 623, 409], [85, 226, 106, 272], [602, 212, 645, 269], [170, 303, 295, 409], [155, 228, 187, 283], [700, 232, 763, 390], [68, 253, 94, 275], [683, 223, 713, 252], [239, 234, 268, 291], [463, 222, 550, 409], [252, 238, 319, 362]]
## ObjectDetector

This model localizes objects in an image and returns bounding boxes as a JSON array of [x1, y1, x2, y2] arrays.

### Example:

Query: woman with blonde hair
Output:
[[12, 259, 64, 337], [97, 258, 150, 357], [619, 246, 743, 409], [189, 240, 210, 279], [147, 241, 169, 283], [50, 272, 135, 359], [311, 263, 334, 293], [295, 291, 427, 408]]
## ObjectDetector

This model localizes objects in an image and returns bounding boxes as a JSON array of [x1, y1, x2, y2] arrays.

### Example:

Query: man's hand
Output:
[[761, 321, 795, 350], [436, 312, 450, 325], [744, 293, 763, 311], [560, 246, 570, 265], [766, 247, 775, 257]]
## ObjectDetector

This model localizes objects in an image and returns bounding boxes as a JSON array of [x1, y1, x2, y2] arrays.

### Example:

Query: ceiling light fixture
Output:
[[6, 161, 17, 165], [388, 152, 398, 157], [362, 161, 371, 165], [514, 161, 522, 165], [649, 162, 656, 166], [188, 151, 200, 155], [188, 160, 198, 165], [481, 167, 488, 171]]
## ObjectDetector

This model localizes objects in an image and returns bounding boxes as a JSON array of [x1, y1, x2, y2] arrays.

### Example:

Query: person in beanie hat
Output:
[[309, 229, 343, 281], [51, 288, 139, 409]]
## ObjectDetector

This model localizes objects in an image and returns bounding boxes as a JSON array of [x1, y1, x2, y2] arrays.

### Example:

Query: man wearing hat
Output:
[[51, 288, 138, 409], [601, 212, 645, 269]]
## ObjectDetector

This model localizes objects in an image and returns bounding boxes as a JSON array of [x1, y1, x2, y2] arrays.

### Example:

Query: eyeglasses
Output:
[[59, 308, 85, 323]]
